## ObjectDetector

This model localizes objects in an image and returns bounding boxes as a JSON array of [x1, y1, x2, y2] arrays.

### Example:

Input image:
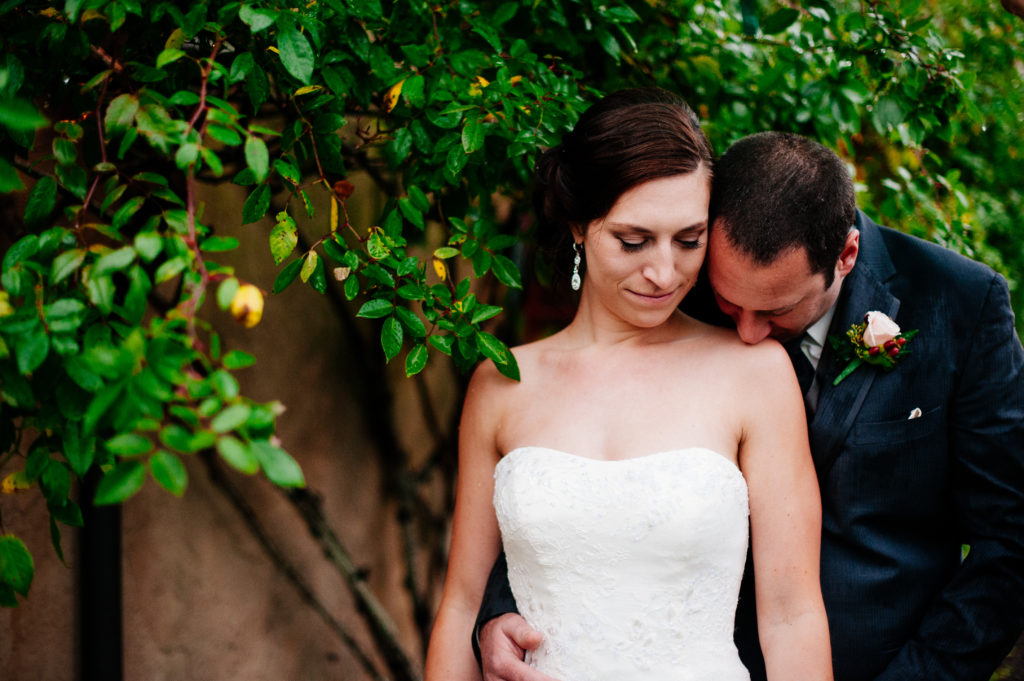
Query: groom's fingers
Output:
[[507, 618, 544, 651], [480, 614, 560, 681]]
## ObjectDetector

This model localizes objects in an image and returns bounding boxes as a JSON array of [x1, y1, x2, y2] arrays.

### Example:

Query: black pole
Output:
[[79, 470, 124, 681]]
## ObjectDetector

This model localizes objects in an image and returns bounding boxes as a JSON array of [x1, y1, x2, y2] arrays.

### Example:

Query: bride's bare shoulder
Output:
[[691, 323, 792, 375], [466, 333, 560, 396]]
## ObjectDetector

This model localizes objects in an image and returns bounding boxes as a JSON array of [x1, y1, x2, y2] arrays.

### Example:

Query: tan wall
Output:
[[1, 176, 453, 680]]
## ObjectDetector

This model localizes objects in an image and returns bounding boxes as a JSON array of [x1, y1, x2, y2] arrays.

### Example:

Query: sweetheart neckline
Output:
[[500, 445, 744, 479]]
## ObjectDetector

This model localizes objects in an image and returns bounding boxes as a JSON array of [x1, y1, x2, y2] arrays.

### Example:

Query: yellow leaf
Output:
[[469, 75, 490, 97], [330, 196, 339, 233], [299, 251, 318, 283], [267, 46, 280, 54], [384, 79, 405, 113], [509, 75, 522, 85], [1, 471, 34, 494], [432, 257, 447, 282], [294, 85, 323, 96], [230, 284, 264, 328], [165, 28, 185, 51]]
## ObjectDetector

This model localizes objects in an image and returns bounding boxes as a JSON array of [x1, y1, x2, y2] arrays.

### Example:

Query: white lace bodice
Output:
[[494, 446, 751, 681]]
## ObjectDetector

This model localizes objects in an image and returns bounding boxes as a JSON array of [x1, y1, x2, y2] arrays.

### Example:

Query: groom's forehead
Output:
[[708, 232, 817, 287]]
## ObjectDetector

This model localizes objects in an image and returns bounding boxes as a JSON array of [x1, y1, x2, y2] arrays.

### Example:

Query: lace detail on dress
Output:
[[494, 447, 751, 681]]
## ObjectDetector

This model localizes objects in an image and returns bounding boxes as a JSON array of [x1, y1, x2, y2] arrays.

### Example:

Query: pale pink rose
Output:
[[862, 311, 901, 347]]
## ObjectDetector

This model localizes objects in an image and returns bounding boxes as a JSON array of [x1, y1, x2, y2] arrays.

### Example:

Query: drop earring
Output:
[[571, 242, 582, 291]]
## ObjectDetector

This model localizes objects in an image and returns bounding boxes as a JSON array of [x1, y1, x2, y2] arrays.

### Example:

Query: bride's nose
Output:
[[641, 244, 676, 289]]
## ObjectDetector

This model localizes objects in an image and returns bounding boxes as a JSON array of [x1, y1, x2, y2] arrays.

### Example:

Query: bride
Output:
[[424, 88, 832, 681]]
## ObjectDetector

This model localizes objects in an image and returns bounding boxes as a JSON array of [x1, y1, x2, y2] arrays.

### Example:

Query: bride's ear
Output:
[[569, 222, 585, 242]]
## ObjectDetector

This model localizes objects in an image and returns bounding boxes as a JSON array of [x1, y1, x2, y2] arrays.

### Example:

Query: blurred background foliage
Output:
[[0, 0, 1021, 678]]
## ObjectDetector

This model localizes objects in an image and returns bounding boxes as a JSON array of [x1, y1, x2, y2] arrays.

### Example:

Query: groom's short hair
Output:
[[709, 132, 856, 287]]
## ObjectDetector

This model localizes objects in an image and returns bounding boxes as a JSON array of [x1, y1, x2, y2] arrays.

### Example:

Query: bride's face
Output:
[[575, 169, 710, 328]]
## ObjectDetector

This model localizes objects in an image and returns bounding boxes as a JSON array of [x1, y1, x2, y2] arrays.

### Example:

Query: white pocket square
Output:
[[908, 407, 923, 420]]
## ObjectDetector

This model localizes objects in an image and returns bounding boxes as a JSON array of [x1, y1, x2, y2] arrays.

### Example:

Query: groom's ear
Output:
[[836, 229, 860, 279]]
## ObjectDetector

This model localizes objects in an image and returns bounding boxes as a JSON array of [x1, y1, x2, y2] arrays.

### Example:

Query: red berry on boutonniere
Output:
[[828, 311, 919, 385]]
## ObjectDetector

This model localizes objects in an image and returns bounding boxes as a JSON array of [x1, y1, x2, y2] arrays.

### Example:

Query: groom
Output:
[[475, 132, 1024, 681]]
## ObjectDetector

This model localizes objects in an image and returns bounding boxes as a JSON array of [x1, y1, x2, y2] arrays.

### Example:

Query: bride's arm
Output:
[[425, 363, 505, 681], [738, 341, 833, 681]]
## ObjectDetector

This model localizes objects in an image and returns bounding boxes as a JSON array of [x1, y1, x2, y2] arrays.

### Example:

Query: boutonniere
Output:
[[828, 311, 919, 386]]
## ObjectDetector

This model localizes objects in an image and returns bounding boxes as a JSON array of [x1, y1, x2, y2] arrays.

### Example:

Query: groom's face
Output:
[[706, 226, 852, 344]]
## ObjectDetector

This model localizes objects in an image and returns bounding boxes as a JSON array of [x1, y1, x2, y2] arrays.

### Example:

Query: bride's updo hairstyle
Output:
[[534, 87, 712, 260]]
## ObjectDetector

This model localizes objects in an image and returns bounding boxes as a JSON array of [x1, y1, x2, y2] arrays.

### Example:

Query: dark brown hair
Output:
[[534, 87, 712, 254], [709, 132, 856, 287]]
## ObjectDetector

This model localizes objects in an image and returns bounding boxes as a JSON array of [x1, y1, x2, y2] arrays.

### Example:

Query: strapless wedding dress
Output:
[[494, 446, 750, 681]]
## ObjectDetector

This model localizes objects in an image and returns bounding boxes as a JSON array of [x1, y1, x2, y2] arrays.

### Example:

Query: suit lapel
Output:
[[808, 213, 899, 478]]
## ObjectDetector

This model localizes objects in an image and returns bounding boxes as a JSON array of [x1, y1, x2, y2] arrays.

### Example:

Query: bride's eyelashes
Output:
[[615, 236, 705, 253]]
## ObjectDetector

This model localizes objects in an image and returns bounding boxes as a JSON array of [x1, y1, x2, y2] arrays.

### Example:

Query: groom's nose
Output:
[[733, 310, 773, 344]]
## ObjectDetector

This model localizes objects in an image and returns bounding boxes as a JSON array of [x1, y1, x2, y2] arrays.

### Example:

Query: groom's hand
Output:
[[479, 613, 558, 681]]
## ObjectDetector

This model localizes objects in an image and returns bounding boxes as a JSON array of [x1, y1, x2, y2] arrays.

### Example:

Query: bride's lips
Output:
[[627, 288, 679, 304]]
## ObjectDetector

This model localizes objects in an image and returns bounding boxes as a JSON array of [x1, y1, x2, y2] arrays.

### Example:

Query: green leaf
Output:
[[63, 425, 95, 476], [55, 163, 87, 199], [475, 331, 520, 380], [211, 404, 252, 433], [0, 536, 33, 597], [0, 157, 24, 192], [368, 230, 391, 258], [217, 277, 239, 310], [45, 299, 87, 333], [51, 249, 86, 284], [216, 435, 259, 474], [270, 212, 298, 264], [405, 343, 428, 376], [239, 5, 276, 32], [156, 48, 187, 68], [0, 97, 47, 132], [398, 197, 424, 229], [462, 116, 485, 153], [105, 433, 152, 456], [242, 184, 271, 224], [356, 299, 394, 319], [251, 440, 305, 487], [104, 93, 139, 136], [15, 325, 49, 375], [24, 176, 57, 229], [760, 8, 800, 34], [394, 306, 426, 337], [446, 145, 468, 178], [93, 461, 146, 505], [245, 135, 269, 182], [222, 350, 255, 369], [277, 20, 315, 84], [273, 257, 303, 294], [381, 315, 403, 361], [199, 235, 238, 252], [111, 196, 145, 230], [149, 451, 187, 497], [94, 246, 137, 276], [490, 254, 522, 289], [471, 304, 503, 324], [154, 256, 188, 284], [40, 461, 71, 506], [872, 94, 905, 131]]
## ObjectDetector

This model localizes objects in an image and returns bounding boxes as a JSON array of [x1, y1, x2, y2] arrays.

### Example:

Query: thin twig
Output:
[[201, 454, 387, 681]]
